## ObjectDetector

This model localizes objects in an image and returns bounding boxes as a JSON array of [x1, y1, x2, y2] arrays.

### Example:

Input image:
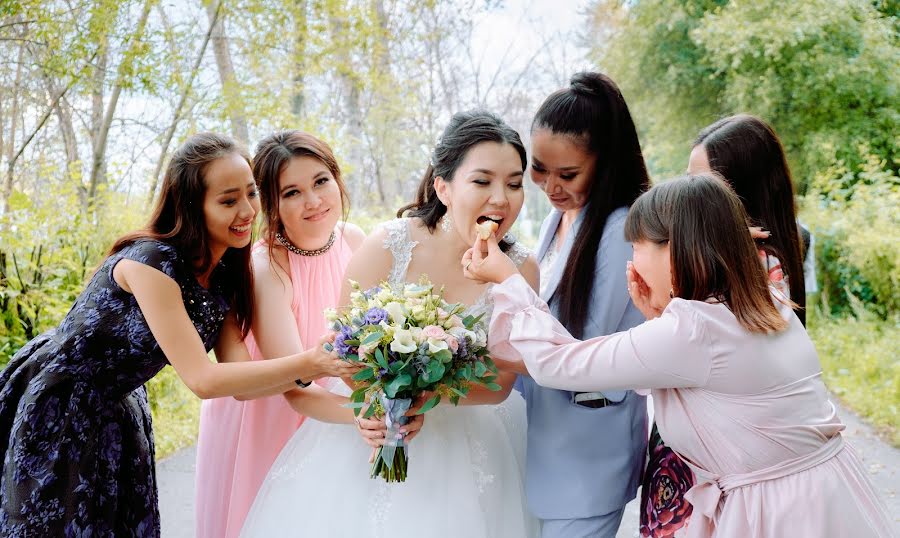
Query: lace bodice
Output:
[[380, 218, 530, 319]]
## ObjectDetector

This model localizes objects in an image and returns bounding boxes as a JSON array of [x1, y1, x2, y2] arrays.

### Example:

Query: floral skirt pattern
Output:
[[640, 422, 694, 538]]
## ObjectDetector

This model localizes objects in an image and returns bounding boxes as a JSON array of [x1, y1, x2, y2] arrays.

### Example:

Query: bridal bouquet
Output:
[[324, 277, 501, 482]]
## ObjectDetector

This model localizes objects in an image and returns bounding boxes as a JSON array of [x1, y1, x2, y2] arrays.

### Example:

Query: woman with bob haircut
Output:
[[463, 174, 894, 537]]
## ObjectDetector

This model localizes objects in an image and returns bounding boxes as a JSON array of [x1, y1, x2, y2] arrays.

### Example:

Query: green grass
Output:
[[808, 307, 900, 447]]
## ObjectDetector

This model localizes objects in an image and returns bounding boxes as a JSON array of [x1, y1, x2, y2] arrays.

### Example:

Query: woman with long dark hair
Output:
[[465, 174, 894, 538], [0, 132, 356, 537], [689, 114, 806, 324], [516, 71, 650, 536]]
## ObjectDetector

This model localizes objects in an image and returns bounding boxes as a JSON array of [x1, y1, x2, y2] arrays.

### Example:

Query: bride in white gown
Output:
[[241, 110, 541, 538]]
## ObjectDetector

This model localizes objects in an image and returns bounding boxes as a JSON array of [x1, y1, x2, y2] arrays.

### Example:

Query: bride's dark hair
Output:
[[397, 109, 526, 251]]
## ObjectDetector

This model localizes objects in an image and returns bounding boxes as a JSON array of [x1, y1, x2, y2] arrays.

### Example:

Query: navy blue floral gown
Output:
[[0, 239, 230, 537]]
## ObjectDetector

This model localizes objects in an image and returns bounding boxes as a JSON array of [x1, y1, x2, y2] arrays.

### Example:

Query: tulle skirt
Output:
[[240, 389, 538, 538]]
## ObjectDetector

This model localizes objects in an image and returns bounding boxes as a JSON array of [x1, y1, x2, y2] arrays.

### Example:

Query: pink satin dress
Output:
[[490, 274, 895, 538]]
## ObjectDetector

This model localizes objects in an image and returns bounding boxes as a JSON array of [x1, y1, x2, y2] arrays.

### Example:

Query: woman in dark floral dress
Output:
[[0, 132, 358, 537], [640, 115, 808, 537]]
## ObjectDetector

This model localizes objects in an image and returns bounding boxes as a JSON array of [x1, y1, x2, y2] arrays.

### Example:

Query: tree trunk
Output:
[[206, 2, 249, 145], [330, 12, 366, 201], [290, 0, 308, 118], [147, 1, 220, 206], [88, 0, 155, 205], [89, 43, 108, 203], [369, 0, 390, 203], [2, 40, 26, 212]]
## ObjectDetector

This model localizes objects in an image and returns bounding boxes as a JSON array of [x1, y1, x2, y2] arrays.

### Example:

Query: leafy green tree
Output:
[[592, 0, 898, 192]]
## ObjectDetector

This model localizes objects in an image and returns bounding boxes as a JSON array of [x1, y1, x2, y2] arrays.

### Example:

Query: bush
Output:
[[0, 184, 143, 367], [802, 156, 900, 318], [147, 366, 202, 459], [809, 307, 900, 447]]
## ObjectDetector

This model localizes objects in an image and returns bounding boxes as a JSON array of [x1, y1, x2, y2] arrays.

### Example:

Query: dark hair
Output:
[[110, 132, 255, 337], [624, 174, 789, 334], [532, 72, 651, 338], [397, 109, 526, 251], [695, 114, 806, 325], [252, 130, 349, 266]]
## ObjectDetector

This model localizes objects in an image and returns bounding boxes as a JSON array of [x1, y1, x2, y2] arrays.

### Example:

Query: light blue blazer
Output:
[[516, 206, 648, 519]]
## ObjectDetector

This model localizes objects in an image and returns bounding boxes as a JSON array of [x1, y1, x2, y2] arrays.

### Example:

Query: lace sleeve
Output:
[[381, 218, 418, 288], [506, 242, 531, 268]]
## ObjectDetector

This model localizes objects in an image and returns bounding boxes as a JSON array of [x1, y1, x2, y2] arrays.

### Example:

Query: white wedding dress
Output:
[[240, 219, 538, 538]]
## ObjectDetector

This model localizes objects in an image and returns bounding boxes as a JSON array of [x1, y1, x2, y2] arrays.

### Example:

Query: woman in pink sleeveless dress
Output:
[[194, 131, 399, 538]]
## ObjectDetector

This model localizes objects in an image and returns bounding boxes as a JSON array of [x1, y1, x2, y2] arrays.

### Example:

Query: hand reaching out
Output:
[[311, 333, 363, 380]]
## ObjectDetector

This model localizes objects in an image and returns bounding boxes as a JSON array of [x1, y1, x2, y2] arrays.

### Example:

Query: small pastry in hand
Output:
[[476, 220, 499, 240]]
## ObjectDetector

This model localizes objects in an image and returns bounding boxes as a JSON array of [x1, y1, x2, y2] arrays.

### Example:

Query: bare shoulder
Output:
[[251, 243, 286, 275], [343, 221, 394, 284], [338, 221, 367, 252], [251, 244, 291, 290]]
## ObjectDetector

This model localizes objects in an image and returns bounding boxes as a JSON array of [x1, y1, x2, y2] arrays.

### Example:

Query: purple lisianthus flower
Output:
[[334, 324, 356, 356], [364, 307, 388, 325], [455, 337, 469, 360], [363, 286, 382, 299]]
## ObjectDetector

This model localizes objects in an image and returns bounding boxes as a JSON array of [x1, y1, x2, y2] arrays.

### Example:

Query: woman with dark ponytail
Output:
[[515, 72, 651, 537]]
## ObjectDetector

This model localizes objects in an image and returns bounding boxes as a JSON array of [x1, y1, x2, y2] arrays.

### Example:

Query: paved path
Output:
[[158, 400, 898, 537]]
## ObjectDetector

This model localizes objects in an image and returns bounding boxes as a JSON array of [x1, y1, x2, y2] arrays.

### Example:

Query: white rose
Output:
[[475, 328, 487, 347], [323, 308, 338, 322], [383, 302, 406, 326], [404, 284, 431, 298], [376, 288, 394, 303], [410, 304, 427, 321], [449, 326, 477, 344], [427, 337, 449, 354], [390, 329, 417, 354], [410, 327, 425, 343]]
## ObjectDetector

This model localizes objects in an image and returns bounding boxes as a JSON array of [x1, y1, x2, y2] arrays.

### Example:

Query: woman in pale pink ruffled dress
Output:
[[194, 131, 421, 538], [464, 173, 895, 537]]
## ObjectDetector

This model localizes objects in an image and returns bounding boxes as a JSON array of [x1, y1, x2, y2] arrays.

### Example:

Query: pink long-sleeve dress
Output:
[[490, 274, 895, 538], [193, 231, 353, 538]]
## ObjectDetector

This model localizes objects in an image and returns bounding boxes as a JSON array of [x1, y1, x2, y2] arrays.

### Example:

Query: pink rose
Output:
[[422, 325, 446, 340], [447, 336, 459, 353]]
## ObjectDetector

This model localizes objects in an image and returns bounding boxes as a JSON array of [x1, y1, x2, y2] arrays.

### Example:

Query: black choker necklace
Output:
[[275, 231, 336, 256]]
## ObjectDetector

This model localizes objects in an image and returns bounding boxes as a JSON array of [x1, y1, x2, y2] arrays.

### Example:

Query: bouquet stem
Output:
[[370, 446, 408, 482]]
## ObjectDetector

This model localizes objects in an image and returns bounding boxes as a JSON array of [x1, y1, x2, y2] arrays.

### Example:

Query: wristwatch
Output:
[[294, 377, 311, 388]]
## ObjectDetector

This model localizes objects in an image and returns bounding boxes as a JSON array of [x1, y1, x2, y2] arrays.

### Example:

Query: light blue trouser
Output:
[[540, 507, 626, 538]]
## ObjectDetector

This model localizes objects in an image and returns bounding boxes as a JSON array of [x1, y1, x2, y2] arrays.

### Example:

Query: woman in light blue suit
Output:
[[514, 72, 651, 537]]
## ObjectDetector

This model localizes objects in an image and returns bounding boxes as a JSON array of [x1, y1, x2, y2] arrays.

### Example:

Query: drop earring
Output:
[[440, 211, 453, 233]]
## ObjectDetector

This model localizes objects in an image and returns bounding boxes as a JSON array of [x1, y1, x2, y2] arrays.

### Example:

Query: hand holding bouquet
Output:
[[324, 277, 501, 482]]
